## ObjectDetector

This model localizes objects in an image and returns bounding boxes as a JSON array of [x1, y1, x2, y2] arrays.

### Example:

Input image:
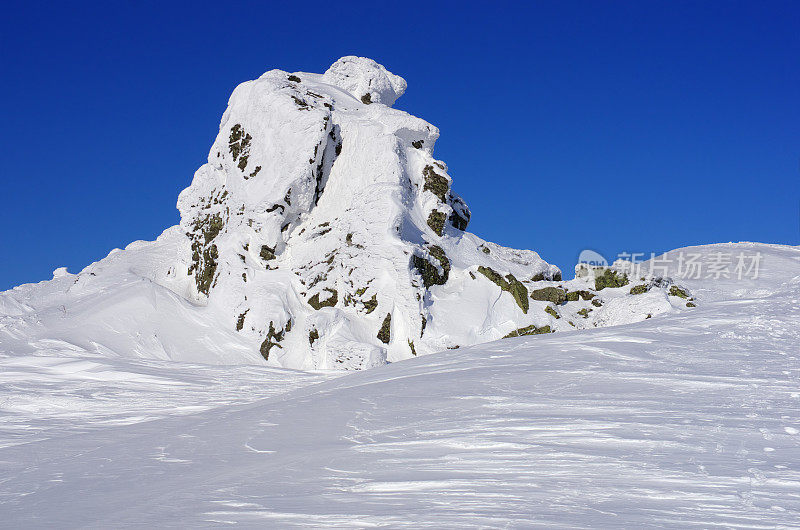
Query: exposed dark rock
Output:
[[236, 310, 249, 331], [413, 245, 450, 289], [566, 290, 595, 301], [478, 266, 529, 313], [259, 321, 285, 360], [427, 210, 447, 236], [260, 245, 276, 261], [228, 124, 252, 170], [504, 324, 552, 338], [377, 313, 391, 343], [308, 288, 338, 310], [363, 294, 378, 314], [531, 287, 566, 305], [422, 165, 449, 202], [670, 286, 690, 299], [595, 269, 629, 290], [187, 213, 224, 295]]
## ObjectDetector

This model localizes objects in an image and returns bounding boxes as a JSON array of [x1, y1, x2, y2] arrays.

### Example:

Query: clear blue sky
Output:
[[1, 1, 798, 290]]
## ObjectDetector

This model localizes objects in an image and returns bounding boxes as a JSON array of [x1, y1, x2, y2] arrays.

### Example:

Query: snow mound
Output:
[[322, 56, 407, 106], [52, 267, 70, 279]]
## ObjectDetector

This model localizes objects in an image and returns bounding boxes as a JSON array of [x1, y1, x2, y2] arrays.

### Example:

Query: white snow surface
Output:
[[1, 57, 798, 525], [1, 242, 799, 527], [322, 56, 407, 106]]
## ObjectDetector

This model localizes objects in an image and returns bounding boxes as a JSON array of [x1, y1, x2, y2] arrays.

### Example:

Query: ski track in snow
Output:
[[0, 245, 799, 527]]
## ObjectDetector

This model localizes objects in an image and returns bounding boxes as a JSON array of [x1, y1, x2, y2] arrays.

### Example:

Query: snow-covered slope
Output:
[[1, 243, 798, 526], [0, 56, 690, 370]]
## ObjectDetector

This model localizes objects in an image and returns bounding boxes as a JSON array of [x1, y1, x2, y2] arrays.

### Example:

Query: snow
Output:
[[322, 56, 407, 106], [0, 356, 337, 449], [0, 242, 798, 526], [1, 56, 798, 525]]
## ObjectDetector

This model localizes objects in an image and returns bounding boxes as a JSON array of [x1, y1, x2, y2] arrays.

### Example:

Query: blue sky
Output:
[[1, 1, 798, 290]]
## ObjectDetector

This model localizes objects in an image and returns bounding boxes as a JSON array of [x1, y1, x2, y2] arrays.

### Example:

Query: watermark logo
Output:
[[575, 249, 762, 280], [577, 249, 608, 268]]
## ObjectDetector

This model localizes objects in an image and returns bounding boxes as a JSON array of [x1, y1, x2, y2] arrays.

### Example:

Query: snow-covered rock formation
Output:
[[0, 57, 695, 370]]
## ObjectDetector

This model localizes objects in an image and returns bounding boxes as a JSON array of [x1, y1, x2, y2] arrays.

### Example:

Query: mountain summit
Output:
[[0, 57, 694, 369], [176, 55, 558, 369]]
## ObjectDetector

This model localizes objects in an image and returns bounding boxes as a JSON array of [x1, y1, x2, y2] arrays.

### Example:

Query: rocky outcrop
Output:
[[171, 56, 561, 369], [0, 56, 698, 371]]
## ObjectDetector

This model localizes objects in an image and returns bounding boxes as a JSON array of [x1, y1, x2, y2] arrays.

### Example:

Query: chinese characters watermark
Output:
[[578, 250, 762, 281]]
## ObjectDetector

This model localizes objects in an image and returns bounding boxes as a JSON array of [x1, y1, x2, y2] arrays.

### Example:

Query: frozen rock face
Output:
[[0, 57, 695, 370], [322, 56, 407, 106], [172, 56, 560, 369]]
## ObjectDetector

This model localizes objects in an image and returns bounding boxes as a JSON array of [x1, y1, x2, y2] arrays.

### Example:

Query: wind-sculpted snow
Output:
[[0, 243, 798, 526], [323, 56, 407, 106], [0, 357, 337, 449]]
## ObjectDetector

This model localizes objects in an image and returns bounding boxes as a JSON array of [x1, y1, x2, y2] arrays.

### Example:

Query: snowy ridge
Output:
[[0, 243, 798, 526]]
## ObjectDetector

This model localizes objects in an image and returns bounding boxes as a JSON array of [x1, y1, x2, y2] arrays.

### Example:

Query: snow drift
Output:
[[1, 243, 798, 527]]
